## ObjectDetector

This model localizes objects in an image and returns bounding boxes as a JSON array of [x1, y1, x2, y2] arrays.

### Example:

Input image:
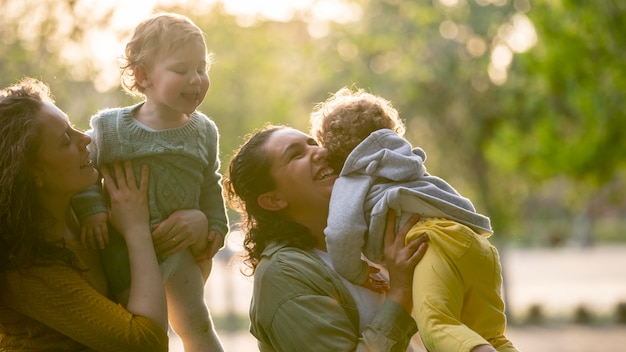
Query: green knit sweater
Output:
[[72, 103, 228, 236]]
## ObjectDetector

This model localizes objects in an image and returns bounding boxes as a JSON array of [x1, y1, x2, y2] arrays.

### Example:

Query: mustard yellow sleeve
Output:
[[4, 264, 168, 352]]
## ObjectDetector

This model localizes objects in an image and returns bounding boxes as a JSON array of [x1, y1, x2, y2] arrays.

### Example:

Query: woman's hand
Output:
[[101, 161, 167, 331], [384, 212, 428, 313], [152, 209, 209, 258], [101, 161, 150, 238], [471, 344, 497, 352]]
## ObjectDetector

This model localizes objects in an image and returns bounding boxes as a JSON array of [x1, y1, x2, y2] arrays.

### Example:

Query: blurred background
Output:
[[2, 0, 624, 350]]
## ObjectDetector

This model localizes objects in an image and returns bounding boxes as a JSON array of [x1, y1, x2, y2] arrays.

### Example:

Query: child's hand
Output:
[[190, 231, 224, 282], [190, 231, 224, 263], [360, 265, 389, 293], [152, 209, 208, 258], [80, 212, 109, 249], [205, 231, 224, 260]]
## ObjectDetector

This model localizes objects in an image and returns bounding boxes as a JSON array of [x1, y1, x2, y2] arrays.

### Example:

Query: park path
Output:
[[169, 243, 626, 351]]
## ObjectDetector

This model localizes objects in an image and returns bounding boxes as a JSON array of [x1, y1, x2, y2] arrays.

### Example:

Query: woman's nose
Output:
[[311, 147, 327, 161], [80, 132, 91, 148]]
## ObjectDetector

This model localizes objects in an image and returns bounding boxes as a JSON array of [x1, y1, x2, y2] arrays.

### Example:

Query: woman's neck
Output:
[[39, 197, 76, 241], [293, 214, 328, 251]]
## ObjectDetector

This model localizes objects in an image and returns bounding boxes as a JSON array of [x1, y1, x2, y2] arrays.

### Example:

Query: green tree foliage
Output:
[[497, 0, 626, 185], [311, 0, 626, 239], [1, 0, 624, 245], [186, 6, 324, 159], [487, 0, 626, 232], [0, 0, 126, 129], [310, 0, 529, 235]]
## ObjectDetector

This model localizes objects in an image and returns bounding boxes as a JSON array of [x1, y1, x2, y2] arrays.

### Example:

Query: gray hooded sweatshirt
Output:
[[325, 129, 493, 285]]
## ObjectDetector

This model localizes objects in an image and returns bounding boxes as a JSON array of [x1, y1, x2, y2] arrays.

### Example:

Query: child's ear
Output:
[[257, 191, 287, 211], [134, 64, 151, 89]]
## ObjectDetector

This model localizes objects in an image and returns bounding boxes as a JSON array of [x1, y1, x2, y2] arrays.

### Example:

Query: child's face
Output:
[[144, 37, 210, 115]]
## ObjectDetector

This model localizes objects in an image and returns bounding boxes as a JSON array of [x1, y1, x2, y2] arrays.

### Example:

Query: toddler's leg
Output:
[[196, 257, 213, 283], [163, 250, 224, 352]]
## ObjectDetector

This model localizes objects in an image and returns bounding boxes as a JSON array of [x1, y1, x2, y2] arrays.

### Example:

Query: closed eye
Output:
[[61, 133, 71, 146], [289, 148, 304, 160]]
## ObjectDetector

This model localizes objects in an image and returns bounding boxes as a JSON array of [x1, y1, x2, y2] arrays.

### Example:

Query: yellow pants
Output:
[[406, 218, 519, 352]]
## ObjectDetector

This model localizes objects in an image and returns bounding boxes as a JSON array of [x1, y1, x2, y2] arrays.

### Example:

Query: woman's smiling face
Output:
[[263, 128, 338, 221], [33, 102, 98, 199]]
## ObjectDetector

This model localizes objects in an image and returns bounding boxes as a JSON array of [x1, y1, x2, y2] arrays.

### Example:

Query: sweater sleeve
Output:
[[198, 119, 229, 237], [325, 175, 372, 285], [3, 265, 168, 352]]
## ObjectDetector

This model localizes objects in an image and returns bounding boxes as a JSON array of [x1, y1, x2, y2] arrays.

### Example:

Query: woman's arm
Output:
[[254, 212, 428, 352], [102, 161, 167, 331], [383, 212, 428, 313], [254, 252, 419, 352], [3, 263, 168, 352]]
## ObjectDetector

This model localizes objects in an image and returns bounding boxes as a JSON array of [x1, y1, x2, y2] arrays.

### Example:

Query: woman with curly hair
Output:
[[0, 77, 167, 351], [224, 124, 429, 351]]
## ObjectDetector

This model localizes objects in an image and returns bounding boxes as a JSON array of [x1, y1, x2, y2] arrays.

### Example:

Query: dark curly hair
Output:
[[223, 125, 317, 275], [0, 78, 77, 273], [310, 87, 406, 172]]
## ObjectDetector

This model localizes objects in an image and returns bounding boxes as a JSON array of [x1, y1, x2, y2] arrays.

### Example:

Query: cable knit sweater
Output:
[[72, 103, 228, 236], [0, 239, 168, 351]]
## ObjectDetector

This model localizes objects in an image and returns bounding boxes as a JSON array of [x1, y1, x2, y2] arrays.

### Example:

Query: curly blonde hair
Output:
[[120, 12, 213, 96], [310, 87, 406, 171]]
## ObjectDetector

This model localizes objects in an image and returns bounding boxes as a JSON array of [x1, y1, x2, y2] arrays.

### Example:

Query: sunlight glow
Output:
[[476, 0, 508, 6], [491, 44, 513, 70], [484, 11, 536, 85], [53, 0, 352, 91], [488, 44, 512, 85], [500, 13, 537, 53], [221, 0, 314, 22], [311, 0, 361, 23], [21, 0, 532, 91], [488, 63, 508, 86], [438, 0, 460, 7], [439, 20, 458, 40], [466, 36, 487, 57], [68, 0, 162, 91], [337, 39, 359, 61]]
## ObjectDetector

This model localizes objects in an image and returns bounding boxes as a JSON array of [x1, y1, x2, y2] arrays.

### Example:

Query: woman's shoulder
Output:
[[252, 245, 351, 316], [256, 244, 345, 295], [258, 244, 321, 274]]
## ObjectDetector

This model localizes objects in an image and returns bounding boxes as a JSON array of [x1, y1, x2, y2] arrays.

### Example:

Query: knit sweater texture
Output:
[[71, 103, 228, 236], [0, 239, 168, 351]]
